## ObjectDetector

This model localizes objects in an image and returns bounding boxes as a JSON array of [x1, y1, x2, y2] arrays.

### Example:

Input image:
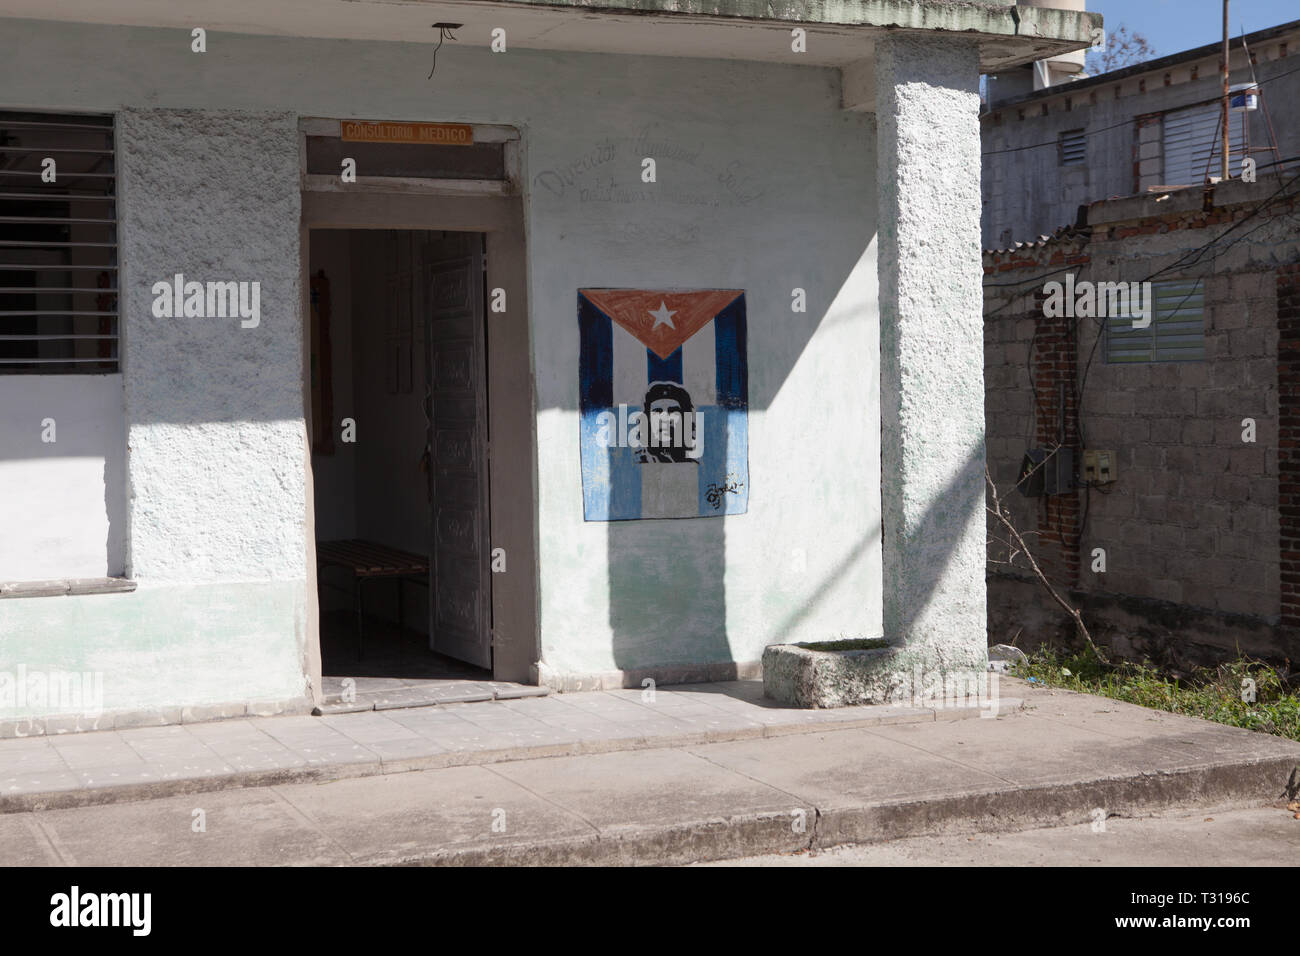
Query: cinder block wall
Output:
[[1074, 270, 1278, 618], [984, 180, 1300, 663]]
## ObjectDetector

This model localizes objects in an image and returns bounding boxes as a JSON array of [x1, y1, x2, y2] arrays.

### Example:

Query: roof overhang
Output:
[[0, 0, 1100, 71]]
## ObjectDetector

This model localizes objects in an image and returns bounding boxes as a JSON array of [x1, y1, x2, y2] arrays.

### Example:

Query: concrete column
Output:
[[875, 35, 987, 671], [119, 108, 305, 584]]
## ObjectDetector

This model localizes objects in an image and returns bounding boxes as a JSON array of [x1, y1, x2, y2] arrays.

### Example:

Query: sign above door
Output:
[[341, 121, 474, 147]]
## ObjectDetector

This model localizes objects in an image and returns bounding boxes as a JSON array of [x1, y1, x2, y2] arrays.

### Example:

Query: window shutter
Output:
[[1105, 279, 1204, 364], [1162, 103, 1246, 186], [1060, 128, 1086, 167]]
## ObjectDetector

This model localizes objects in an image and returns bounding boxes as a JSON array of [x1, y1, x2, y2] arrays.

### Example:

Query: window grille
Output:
[[0, 111, 117, 374]]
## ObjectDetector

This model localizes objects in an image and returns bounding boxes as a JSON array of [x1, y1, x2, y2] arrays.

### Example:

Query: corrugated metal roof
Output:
[[984, 223, 1090, 256]]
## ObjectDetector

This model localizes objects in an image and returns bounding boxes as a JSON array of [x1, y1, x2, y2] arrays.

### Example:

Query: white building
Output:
[[0, 0, 1096, 732]]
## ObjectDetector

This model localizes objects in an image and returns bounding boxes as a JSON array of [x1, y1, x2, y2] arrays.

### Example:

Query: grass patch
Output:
[[796, 638, 890, 652], [1013, 647, 1300, 743]]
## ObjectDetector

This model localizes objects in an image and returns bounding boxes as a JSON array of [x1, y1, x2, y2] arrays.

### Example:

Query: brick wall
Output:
[[1278, 264, 1300, 626], [1031, 284, 1083, 587], [984, 235, 1090, 591]]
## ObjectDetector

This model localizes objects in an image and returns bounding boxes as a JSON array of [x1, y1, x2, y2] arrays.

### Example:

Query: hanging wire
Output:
[[428, 24, 460, 79]]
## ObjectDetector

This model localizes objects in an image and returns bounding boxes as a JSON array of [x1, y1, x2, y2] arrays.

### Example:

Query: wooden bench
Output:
[[316, 540, 430, 659]]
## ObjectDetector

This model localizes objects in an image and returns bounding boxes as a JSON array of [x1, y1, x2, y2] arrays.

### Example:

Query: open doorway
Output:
[[308, 227, 492, 692]]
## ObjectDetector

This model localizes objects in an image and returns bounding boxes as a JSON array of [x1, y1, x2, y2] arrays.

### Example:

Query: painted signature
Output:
[[705, 473, 745, 509]]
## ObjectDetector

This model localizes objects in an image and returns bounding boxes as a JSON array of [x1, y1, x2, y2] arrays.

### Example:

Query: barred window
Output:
[[1105, 279, 1205, 364], [0, 111, 117, 374]]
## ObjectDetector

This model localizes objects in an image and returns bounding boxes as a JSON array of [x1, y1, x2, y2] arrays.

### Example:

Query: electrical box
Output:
[[1082, 449, 1116, 484], [1016, 447, 1074, 498]]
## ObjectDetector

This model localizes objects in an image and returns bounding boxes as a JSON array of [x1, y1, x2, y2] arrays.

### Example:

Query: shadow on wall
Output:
[[0, 376, 126, 580], [595, 298, 986, 678], [585, 227, 886, 677], [760, 435, 986, 657]]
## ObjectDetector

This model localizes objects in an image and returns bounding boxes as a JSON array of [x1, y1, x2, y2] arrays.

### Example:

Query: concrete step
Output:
[[316, 680, 549, 714]]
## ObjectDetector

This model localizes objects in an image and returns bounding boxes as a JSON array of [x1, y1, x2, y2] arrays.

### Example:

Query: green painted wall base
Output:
[[0, 580, 310, 723]]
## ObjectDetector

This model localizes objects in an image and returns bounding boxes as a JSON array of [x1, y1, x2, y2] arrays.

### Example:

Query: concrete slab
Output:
[[865, 715, 1168, 786], [37, 786, 349, 866], [1012, 683, 1300, 766], [0, 813, 59, 866], [700, 806, 1300, 867], [48, 735, 145, 771], [691, 728, 1012, 809], [422, 728, 524, 754], [367, 738, 450, 764], [423, 685, 496, 705], [378, 709, 479, 735], [0, 769, 83, 798], [272, 766, 593, 865], [0, 738, 65, 775], [490, 747, 804, 829], [320, 712, 423, 746], [246, 719, 381, 767], [495, 695, 579, 716]]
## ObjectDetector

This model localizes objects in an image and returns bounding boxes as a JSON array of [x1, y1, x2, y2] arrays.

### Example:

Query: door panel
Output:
[[427, 238, 491, 669]]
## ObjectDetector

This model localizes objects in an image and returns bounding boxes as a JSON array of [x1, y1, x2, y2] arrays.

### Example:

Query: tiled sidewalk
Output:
[[317, 675, 548, 713], [0, 680, 1013, 812]]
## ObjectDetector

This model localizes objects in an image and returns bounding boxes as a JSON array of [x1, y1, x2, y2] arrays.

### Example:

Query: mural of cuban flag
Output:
[[579, 289, 749, 521]]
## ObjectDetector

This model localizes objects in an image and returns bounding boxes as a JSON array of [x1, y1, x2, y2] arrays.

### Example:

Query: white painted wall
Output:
[[0, 18, 882, 695], [117, 107, 305, 584], [0, 375, 126, 580]]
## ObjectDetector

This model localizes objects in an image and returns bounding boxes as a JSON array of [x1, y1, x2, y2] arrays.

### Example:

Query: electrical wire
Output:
[[427, 24, 458, 79], [981, 59, 1300, 158]]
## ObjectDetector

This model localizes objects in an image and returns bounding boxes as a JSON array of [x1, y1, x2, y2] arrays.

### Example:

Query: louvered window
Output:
[[1060, 128, 1086, 166], [0, 111, 117, 374], [1162, 103, 1246, 186], [1105, 279, 1205, 364]]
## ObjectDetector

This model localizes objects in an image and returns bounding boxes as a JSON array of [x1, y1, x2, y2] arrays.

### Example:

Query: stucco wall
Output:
[[0, 375, 126, 580], [876, 34, 987, 673], [118, 107, 306, 583], [0, 101, 312, 720], [0, 16, 882, 706]]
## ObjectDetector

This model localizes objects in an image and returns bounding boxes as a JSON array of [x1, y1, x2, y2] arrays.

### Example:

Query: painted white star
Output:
[[649, 301, 677, 330]]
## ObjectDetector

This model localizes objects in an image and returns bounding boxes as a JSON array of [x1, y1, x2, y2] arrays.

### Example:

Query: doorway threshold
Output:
[[316, 676, 547, 715]]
